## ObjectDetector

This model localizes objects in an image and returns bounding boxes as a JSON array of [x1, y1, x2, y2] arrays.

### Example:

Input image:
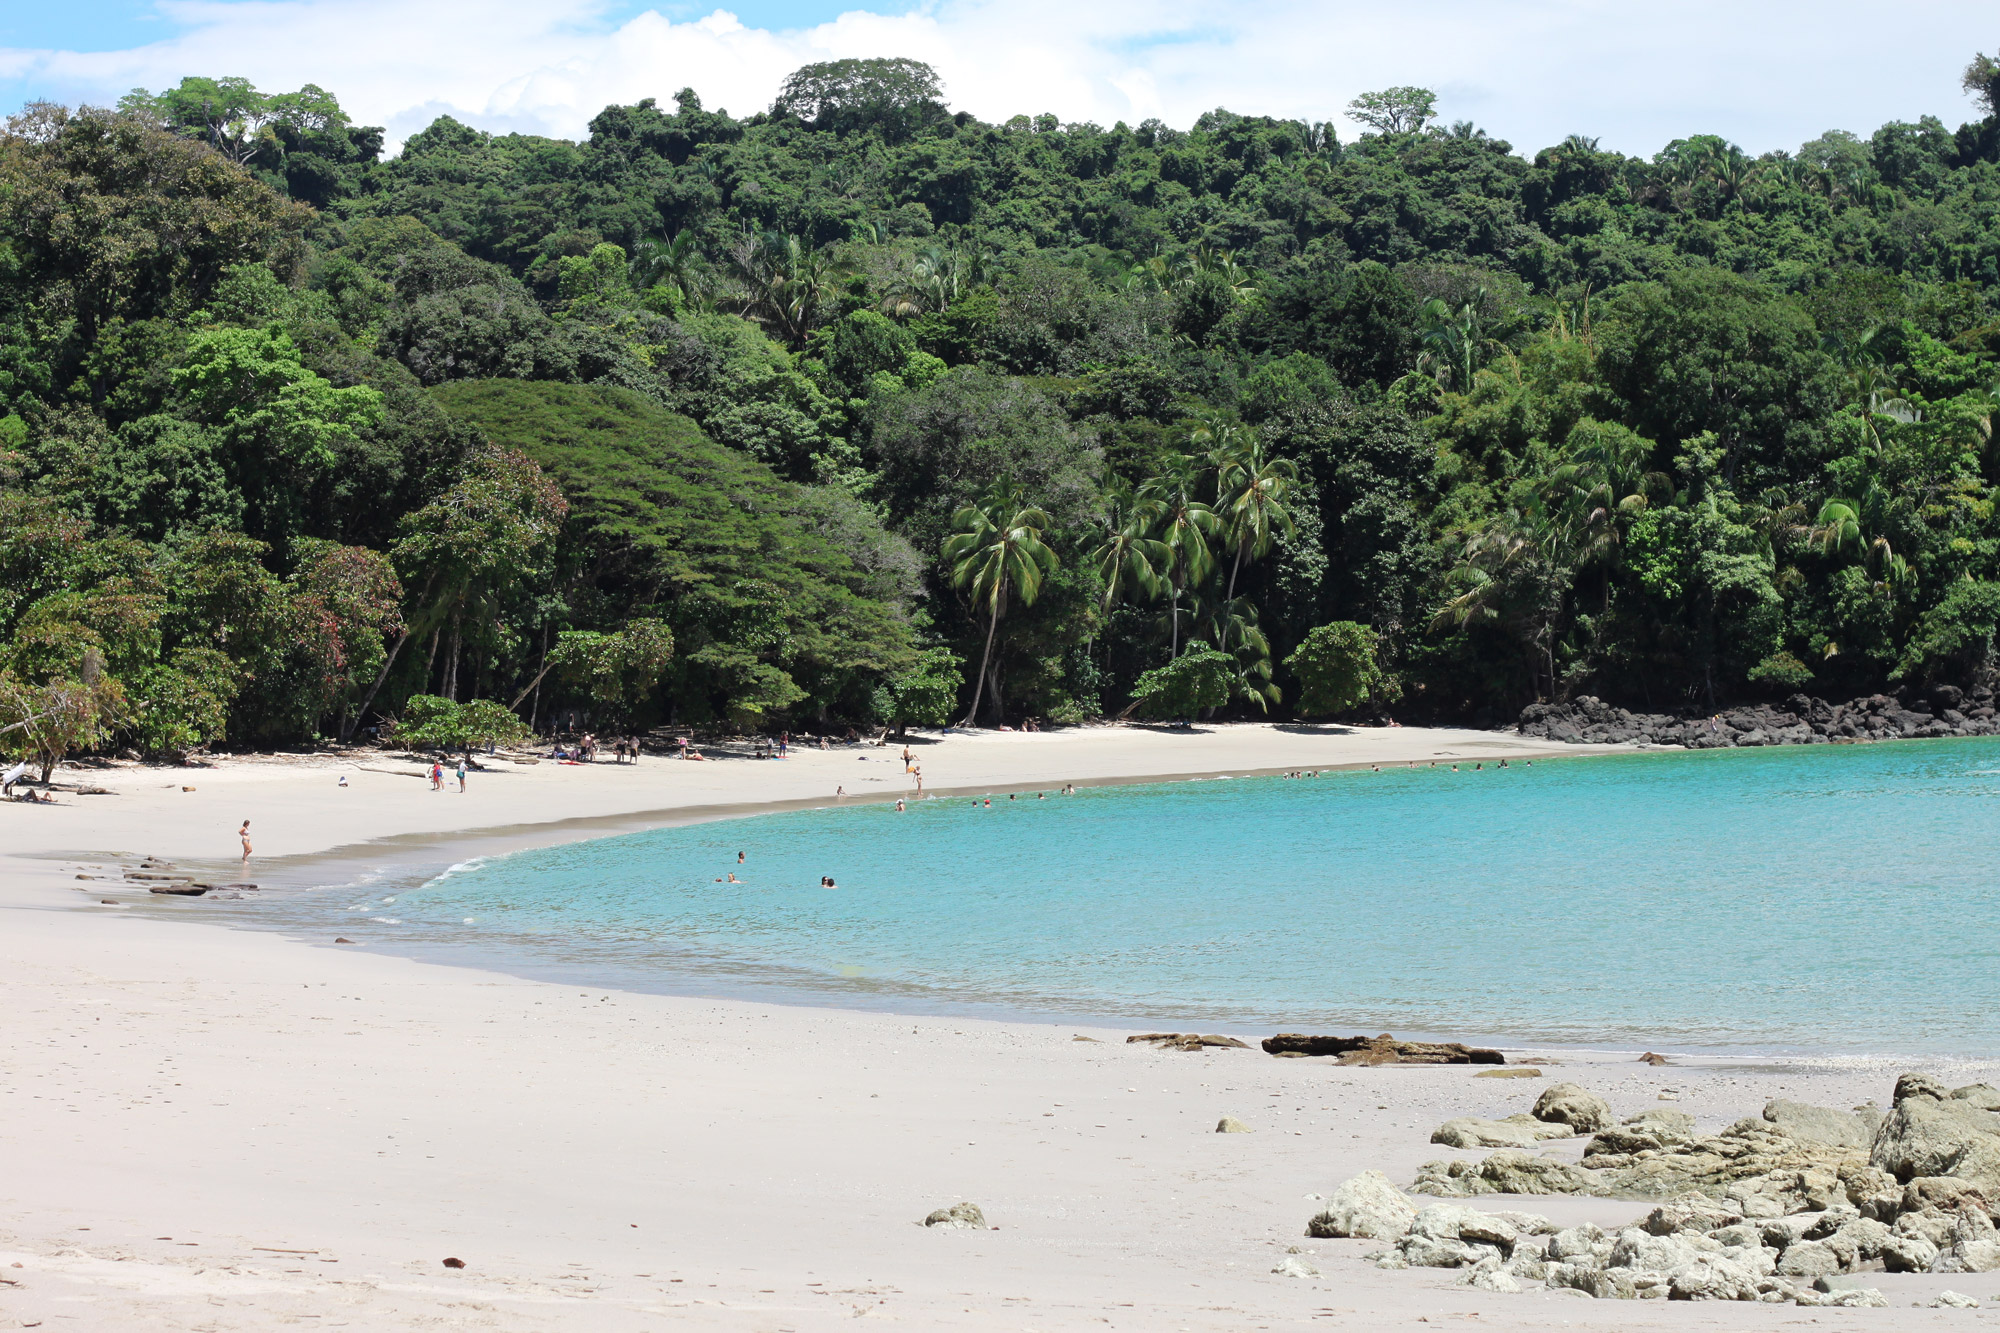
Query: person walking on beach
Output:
[[901, 745, 913, 772], [456, 759, 467, 792], [238, 820, 253, 864]]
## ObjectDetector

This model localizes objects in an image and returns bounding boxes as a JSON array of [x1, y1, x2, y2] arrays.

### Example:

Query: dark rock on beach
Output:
[[1519, 685, 2000, 750], [1128, 1032, 1251, 1051], [1262, 1033, 1505, 1065]]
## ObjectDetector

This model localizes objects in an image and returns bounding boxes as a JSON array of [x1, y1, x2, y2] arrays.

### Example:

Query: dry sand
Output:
[[0, 723, 1989, 1329]]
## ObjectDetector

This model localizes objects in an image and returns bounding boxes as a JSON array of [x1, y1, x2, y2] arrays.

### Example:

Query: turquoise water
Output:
[[272, 741, 2000, 1053]]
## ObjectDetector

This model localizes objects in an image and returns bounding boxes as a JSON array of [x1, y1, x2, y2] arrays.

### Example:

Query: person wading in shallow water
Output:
[[239, 820, 253, 864]]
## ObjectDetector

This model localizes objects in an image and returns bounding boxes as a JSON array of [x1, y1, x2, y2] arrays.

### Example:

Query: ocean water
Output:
[[229, 740, 2000, 1054]]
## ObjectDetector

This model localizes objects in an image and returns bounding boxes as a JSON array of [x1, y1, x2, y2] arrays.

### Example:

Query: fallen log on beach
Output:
[[148, 884, 211, 896], [1262, 1032, 1506, 1065]]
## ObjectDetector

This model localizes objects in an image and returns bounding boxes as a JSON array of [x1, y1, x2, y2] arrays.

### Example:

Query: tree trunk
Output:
[[1225, 542, 1245, 604], [985, 657, 1005, 726], [444, 621, 462, 701], [960, 609, 1000, 726], [342, 627, 416, 742], [510, 633, 557, 712]]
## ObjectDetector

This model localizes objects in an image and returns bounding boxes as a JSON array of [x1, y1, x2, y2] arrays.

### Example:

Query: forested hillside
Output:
[[7, 59, 2000, 761]]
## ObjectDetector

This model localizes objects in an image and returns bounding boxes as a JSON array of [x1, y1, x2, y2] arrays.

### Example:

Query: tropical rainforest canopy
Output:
[[8, 56, 2000, 758]]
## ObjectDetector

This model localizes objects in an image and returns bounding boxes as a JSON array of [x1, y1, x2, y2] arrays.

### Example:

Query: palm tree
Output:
[[1548, 422, 1666, 615], [630, 231, 707, 308], [1432, 502, 1572, 701], [1092, 474, 1169, 614], [1810, 498, 1865, 559], [1415, 294, 1489, 391], [942, 479, 1060, 727], [1138, 454, 1220, 657], [729, 232, 843, 347], [1212, 433, 1299, 603]]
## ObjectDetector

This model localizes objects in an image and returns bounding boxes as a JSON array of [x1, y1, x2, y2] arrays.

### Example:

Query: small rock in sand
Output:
[[1216, 1116, 1254, 1134], [1639, 1052, 1671, 1065], [1930, 1291, 1980, 1308], [923, 1202, 987, 1229], [1474, 1068, 1542, 1079], [1272, 1254, 1320, 1278], [441, 1257, 465, 1269]]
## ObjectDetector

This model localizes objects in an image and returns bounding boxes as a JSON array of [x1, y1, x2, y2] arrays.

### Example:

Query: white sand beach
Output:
[[0, 724, 1988, 1330]]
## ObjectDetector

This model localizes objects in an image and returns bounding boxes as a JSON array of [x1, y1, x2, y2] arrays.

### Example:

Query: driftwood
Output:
[[148, 884, 210, 897], [1261, 1032, 1505, 1065]]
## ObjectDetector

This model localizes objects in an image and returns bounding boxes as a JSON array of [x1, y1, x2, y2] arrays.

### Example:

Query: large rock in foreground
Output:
[[1533, 1082, 1614, 1133], [1308, 1170, 1419, 1240], [1870, 1074, 2000, 1196]]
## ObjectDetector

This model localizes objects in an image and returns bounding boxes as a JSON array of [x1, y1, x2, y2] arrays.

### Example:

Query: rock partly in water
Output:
[[1307, 1171, 1419, 1240], [1518, 689, 2000, 751], [923, 1202, 988, 1229]]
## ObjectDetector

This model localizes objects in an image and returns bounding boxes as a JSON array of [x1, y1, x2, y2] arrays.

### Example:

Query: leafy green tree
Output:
[[772, 58, 946, 141], [1286, 621, 1395, 717], [1895, 579, 2000, 683], [1346, 87, 1438, 136], [883, 645, 963, 737], [170, 326, 384, 545], [1131, 648, 1233, 722], [124, 647, 238, 756], [942, 479, 1059, 725], [536, 619, 675, 719], [0, 660, 123, 782]]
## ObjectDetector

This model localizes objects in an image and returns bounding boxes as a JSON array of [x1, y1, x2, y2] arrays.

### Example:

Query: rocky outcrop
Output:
[[1519, 686, 2000, 750], [1262, 1033, 1504, 1065], [1386, 1073, 2000, 1304]]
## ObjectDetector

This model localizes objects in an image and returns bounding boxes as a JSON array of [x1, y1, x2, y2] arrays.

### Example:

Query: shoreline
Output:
[[3, 724, 1987, 1330], [9, 730, 1985, 1061]]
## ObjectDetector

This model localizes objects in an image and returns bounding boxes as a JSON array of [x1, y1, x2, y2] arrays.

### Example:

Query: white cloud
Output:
[[0, 0, 1990, 158]]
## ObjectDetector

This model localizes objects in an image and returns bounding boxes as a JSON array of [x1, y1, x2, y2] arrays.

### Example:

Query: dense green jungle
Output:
[[8, 56, 2000, 764]]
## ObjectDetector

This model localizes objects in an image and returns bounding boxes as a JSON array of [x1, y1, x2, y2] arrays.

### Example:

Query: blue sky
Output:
[[0, 1, 887, 50], [1, 2, 1990, 158]]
